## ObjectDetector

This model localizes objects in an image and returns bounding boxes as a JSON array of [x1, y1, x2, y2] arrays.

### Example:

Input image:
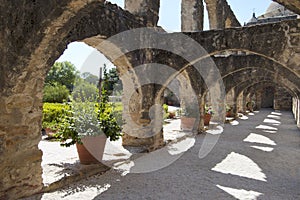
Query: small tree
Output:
[[45, 61, 79, 91], [102, 65, 122, 96]]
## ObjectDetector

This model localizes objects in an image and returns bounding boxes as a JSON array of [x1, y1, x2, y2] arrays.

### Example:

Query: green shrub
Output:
[[163, 104, 169, 119], [43, 83, 69, 103], [42, 103, 70, 130]]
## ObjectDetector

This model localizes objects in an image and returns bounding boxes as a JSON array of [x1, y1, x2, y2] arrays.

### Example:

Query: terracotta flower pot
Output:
[[204, 114, 211, 126], [76, 135, 107, 165], [168, 112, 176, 119], [226, 111, 232, 117], [181, 117, 196, 131]]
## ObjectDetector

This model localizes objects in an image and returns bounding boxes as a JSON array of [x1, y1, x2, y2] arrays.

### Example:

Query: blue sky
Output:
[[57, 0, 272, 75]]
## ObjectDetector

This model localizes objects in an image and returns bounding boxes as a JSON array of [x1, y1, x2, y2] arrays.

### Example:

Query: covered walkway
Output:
[[26, 109, 300, 199]]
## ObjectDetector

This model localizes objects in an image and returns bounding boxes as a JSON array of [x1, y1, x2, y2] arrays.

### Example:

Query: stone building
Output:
[[247, 2, 298, 26], [0, 0, 300, 199]]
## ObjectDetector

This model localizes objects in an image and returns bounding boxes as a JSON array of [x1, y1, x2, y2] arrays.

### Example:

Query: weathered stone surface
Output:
[[125, 0, 160, 26], [181, 0, 204, 31], [274, 86, 293, 110], [204, 0, 241, 29], [1, 0, 300, 198]]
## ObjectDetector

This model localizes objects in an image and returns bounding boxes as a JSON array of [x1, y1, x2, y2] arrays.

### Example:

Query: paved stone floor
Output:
[[25, 109, 300, 200]]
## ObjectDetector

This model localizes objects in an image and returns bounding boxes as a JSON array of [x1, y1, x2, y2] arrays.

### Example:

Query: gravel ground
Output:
[[25, 109, 300, 200]]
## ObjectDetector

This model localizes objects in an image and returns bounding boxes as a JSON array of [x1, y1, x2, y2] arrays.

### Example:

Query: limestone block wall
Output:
[[274, 87, 292, 111]]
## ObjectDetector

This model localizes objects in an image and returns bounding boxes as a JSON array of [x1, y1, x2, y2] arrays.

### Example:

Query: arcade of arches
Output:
[[1, 0, 300, 198]]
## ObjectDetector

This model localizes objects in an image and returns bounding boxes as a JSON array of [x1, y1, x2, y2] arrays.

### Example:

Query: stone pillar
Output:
[[125, 0, 160, 26], [228, 88, 238, 118], [242, 91, 248, 112], [198, 95, 205, 132], [204, 0, 225, 29], [236, 91, 245, 113], [204, 0, 240, 30], [181, 0, 204, 31], [121, 49, 164, 150], [0, 72, 44, 199], [122, 85, 164, 150]]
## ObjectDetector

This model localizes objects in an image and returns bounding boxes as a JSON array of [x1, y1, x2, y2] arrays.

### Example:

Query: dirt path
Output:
[[25, 109, 300, 200]]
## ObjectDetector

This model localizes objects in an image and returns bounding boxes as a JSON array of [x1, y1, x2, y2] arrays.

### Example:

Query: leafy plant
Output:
[[205, 105, 214, 115], [163, 104, 169, 119], [55, 88, 122, 147], [226, 104, 233, 112]]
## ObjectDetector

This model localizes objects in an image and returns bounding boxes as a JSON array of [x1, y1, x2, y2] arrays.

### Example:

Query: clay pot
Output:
[[204, 114, 211, 126], [168, 112, 176, 119], [226, 111, 232, 117], [181, 117, 196, 131], [76, 135, 107, 165]]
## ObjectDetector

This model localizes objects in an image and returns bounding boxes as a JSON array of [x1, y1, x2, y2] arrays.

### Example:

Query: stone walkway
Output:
[[25, 109, 300, 199]]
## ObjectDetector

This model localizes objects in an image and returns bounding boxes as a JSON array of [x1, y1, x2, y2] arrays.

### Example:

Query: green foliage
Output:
[[81, 72, 99, 86], [226, 104, 233, 112], [42, 103, 69, 130], [102, 65, 122, 96], [43, 83, 69, 103], [72, 80, 99, 102], [45, 61, 78, 91], [111, 102, 124, 126], [163, 104, 169, 119], [205, 105, 214, 115]]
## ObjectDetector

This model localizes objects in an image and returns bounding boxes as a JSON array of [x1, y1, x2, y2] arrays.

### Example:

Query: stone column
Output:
[[228, 88, 238, 118], [121, 49, 164, 150], [204, 0, 225, 29], [204, 0, 240, 30], [122, 85, 164, 150], [125, 0, 160, 27], [242, 91, 248, 112], [181, 0, 204, 31], [0, 70, 44, 199]]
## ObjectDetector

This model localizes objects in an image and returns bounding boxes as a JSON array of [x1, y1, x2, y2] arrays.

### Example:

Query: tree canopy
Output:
[[45, 61, 78, 91]]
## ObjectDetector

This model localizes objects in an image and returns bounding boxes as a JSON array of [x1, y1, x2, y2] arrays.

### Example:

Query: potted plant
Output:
[[204, 105, 214, 126], [180, 104, 198, 131], [55, 89, 122, 164], [226, 104, 233, 117]]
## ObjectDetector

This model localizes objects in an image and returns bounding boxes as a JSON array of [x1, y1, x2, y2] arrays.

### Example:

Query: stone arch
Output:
[[235, 80, 296, 112], [221, 68, 299, 115], [183, 18, 300, 78], [0, 1, 150, 198], [222, 68, 300, 94]]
